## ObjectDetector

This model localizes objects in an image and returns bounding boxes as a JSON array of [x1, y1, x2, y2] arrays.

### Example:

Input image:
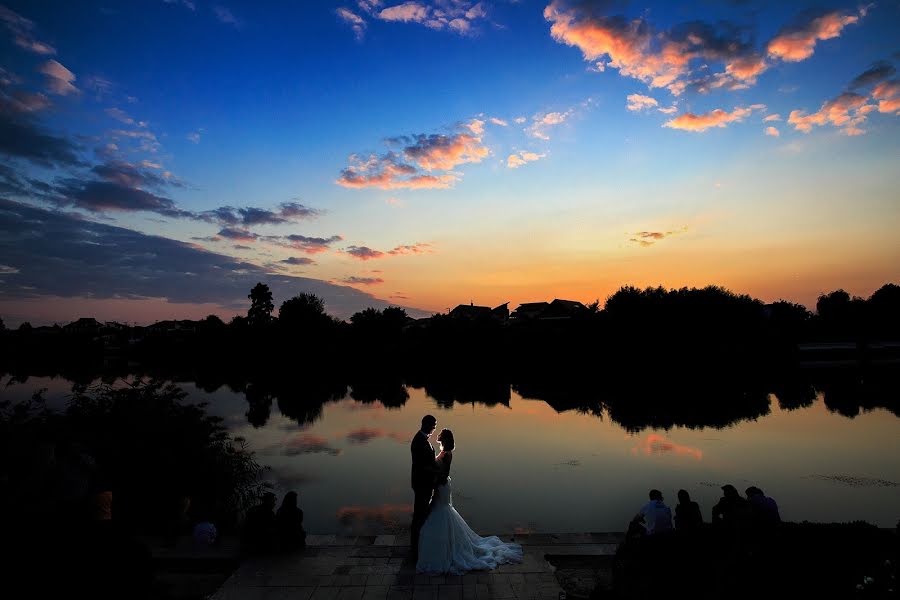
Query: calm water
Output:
[[4, 375, 899, 534]]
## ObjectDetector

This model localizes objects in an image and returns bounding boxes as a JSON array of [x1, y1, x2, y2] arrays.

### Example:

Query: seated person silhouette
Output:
[[275, 490, 307, 551]]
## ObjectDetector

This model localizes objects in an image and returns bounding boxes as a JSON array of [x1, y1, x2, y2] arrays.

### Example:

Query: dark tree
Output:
[[18, 321, 32, 332], [247, 283, 274, 326], [816, 289, 851, 319], [279, 293, 326, 327], [0, 316, 5, 332]]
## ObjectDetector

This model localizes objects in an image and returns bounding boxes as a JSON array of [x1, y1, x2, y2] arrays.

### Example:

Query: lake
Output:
[[3, 373, 899, 534]]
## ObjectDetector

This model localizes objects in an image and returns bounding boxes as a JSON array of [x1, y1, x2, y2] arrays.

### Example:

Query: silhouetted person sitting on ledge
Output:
[[674, 489, 703, 534], [745, 486, 780, 527], [632, 489, 673, 537], [276, 490, 306, 551], [712, 484, 749, 527], [242, 491, 277, 554]]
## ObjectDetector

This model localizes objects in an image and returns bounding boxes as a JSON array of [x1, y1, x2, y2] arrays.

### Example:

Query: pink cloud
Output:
[[506, 151, 545, 169], [664, 105, 762, 132], [765, 126, 780, 137], [372, 1, 486, 35], [388, 242, 432, 255], [337, 7, 367, 40], [764, 114, 782, 122], [341, 276, 384, 286], [337, 120, 489, 190], [767, 8, 866, 63], [403, 132, 488, 171], [872, 80, 900, 114], [344, 245, 385, 260], [2, 90, 51, 113], [544, 1, 691, 90], [282, 234, 343, 254], [378, 2, 428, 23], [37, 59, 78, 96], [626, 93, 658, 112], [0, 5, 56, 55], [788, 92, 872, 135], [336, 153, 457, 190]]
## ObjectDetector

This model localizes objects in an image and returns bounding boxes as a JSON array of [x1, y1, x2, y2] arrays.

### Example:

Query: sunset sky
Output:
[[1, 0, 899, 325]]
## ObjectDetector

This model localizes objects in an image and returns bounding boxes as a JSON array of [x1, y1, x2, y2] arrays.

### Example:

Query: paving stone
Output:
[[310, 588, 342, 600], [412, 585, 438, 600], [488, 583, 516, 599], [387, 587, 414, 600], [437, 585, 462, 600], [336, 586, 366, 600], [264, 587, 316, 600]]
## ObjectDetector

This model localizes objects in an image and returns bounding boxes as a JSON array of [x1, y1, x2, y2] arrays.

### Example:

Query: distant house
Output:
[[511, 302, 549, 320], [449, 302, 509, 322], [511, 299, 586, 321], [147, 319, 201, 335], [63, 317, 102, 334], [542, 299, 587, 320]]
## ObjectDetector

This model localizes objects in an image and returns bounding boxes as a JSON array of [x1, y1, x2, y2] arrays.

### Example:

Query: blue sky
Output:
[[1, 0, 898, 324]]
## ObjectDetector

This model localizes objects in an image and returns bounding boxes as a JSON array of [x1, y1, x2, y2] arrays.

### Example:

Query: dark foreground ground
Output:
[[33, 521, 892, 600]]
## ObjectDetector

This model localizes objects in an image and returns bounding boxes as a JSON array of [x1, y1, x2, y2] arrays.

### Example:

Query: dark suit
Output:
[[410, 431, 436, 554]]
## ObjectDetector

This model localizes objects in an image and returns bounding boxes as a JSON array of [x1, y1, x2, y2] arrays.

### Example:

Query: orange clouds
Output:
[[545, 2, 690, 90], [546, 2, 867, 98], [664, 105, 763, 132], [336, 124, 488, 190], [404, 132, 488, 171], [767, 8, 866, 63], [765, 126, 780, 137], [872, 80, 900, 114], [788, 92, 872, 135], [336, 153, 457, 190]]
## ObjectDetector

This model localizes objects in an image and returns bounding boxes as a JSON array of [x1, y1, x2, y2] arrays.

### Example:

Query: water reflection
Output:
[[2, 365, 899, 533]]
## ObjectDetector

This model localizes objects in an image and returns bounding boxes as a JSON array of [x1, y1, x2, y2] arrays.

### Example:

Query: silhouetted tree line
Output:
[[2, 282, 899, 429]]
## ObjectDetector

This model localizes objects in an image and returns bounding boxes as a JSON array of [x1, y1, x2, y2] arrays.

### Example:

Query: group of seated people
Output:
[[631, 484, 781, 539], [241, 490, 308, 554]]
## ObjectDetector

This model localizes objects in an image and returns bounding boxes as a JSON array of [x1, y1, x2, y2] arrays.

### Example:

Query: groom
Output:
[[409, 414, 437, 559]]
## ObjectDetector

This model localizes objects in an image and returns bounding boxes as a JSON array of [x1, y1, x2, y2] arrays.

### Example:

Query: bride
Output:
[[416, 428, 523, 575]]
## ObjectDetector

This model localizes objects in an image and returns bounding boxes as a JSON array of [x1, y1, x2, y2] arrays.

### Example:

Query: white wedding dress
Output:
[[416, 454, 523, 575]]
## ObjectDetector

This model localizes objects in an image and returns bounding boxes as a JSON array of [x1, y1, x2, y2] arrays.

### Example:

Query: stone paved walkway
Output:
[[212, 533, 623, 600]]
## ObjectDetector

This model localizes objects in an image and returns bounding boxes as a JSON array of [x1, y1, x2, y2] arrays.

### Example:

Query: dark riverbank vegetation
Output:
[[0, 381, 268, 598]]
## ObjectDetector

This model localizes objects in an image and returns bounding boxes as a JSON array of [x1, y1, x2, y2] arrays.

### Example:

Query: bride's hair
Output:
[[438, 428, 455, 451]]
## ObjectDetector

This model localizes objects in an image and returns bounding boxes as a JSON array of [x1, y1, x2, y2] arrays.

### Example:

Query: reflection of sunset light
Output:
[[632, 434, 703, 460], [345, 427, 409, 444], [284, 433, 342, 455], [336, 504, 413, 529], [346, 427, 385, 444]]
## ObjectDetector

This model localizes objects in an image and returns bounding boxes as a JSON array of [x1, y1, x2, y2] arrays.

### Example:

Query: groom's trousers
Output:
[[410, 486, 432, 555]]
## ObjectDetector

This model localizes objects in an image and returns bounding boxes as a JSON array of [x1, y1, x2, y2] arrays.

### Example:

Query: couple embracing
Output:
[[409, 415, 523, 575]]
